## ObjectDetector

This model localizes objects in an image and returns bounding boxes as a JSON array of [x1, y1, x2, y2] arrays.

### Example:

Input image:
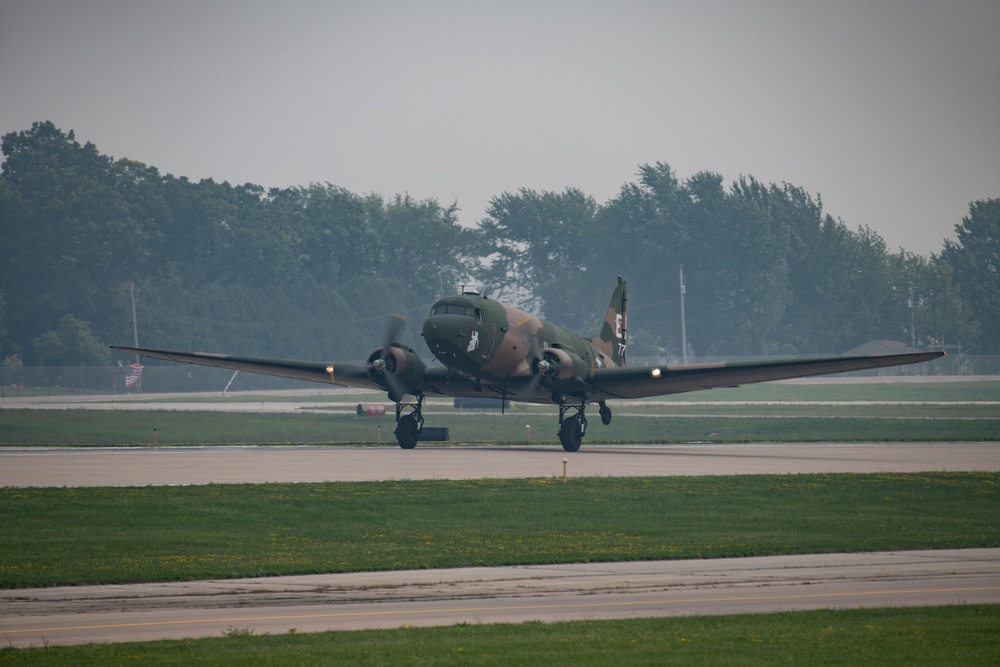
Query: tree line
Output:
[[0, 121, 996, 368]]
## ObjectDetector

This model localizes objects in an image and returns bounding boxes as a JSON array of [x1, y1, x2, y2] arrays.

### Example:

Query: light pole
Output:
[[908, 285, 916, 349], [679, 266, 688, 364]]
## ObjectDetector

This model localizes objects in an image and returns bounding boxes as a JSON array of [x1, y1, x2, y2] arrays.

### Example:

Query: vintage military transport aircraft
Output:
[[113, 277, 942, 452]]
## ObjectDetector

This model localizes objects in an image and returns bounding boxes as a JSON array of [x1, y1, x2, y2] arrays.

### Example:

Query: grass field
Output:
[[3, 473, 997, 588], [2, 605, 997, 666], [3, 408, 999, 445], [2, 381, 997, 662], [1, 378, 998, 445]]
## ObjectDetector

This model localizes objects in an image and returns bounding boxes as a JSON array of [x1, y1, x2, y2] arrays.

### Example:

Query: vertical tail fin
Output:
[[592, 276, 628, 367]]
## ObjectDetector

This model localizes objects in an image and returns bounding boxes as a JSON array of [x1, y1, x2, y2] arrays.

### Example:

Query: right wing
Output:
[[111, 345, 380, 390]]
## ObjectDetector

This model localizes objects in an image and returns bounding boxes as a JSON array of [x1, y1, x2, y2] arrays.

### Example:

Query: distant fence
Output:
[[0, 355, 996, 397], [0, 364, 322, 397]]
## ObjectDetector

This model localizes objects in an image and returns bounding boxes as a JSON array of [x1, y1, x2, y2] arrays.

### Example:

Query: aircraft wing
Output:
[[585, 352, 945, 400], [111, 346, 380, 390], [114, 345, 943, 404], [413, 352, 944, 403]]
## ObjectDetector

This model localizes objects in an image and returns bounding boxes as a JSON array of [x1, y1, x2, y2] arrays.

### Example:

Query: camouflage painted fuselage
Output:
[[422, 291, 622, 395]]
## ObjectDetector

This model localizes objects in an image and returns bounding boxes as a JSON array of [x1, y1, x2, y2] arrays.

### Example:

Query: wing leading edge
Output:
[[111, 345, 378, 389], [587, 352, 945, 400], [113, 346, 943, 404]]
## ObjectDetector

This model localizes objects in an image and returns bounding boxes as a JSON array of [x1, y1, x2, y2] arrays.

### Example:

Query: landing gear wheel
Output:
[[599, 402, 612, 425], [559, 416, 583, 452], [395, 414, 419, 449], [394, 396, 425, 449]]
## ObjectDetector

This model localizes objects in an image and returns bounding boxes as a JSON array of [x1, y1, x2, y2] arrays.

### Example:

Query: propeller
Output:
[[514, 339, 555, 402], [369, 314, 408, 402]]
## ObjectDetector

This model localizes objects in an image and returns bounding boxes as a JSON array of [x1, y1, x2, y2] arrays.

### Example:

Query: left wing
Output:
[[585, 352, 945, 400]]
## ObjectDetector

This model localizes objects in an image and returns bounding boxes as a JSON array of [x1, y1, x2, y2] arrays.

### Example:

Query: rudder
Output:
[[592, 276, 628, 367]]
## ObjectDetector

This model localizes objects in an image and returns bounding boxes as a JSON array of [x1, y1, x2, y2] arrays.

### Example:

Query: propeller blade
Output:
[[372, 314, 408, 402], [380, 314, 407, 358], [514, 339, 546, 402], [515, 370, 544, 402], [382, 362, 407, 402]]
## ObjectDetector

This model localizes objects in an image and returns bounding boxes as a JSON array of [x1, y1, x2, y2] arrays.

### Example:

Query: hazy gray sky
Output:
[[2, 0, 997, 255]]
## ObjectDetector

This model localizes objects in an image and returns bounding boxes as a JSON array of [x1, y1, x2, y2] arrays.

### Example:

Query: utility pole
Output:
[[908, 285, 916, 350], [130, 282, 140, 363], [679, 266, 688, 364]]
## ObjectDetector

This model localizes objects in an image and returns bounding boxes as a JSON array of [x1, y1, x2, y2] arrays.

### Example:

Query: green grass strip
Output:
[[2, 408, 997, 445], [2, 473, 997, 588], [1, 605, 997, 666]]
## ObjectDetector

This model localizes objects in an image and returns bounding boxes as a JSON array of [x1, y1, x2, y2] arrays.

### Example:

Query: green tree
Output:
[[765, 185, 890, 354], [6, 118, 978, 367], [883, 251, 978, 352], [940, 199, 1000, 353], [478, 188, 599, 325], [594, 163, 689, 357], [683, 172, 790, 356], [367, 193, 481, 304], [32, 314, 110, 366], [0, 122, 151, 361], [293, 183, 377, 282]]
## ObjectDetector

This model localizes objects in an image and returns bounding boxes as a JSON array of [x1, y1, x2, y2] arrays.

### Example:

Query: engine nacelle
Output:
[[366, 344, 427, 394], [534, 347, 589, 382]]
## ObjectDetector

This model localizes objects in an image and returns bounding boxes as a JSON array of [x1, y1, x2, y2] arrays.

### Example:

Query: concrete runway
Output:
[[3, 549, 999, 647], [2, 442, 999, 487], [3, 442, 999, 647]]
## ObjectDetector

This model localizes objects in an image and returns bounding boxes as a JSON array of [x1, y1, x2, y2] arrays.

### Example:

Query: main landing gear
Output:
[[393, 395, 425, 449], [557, 400, 613, 452], [393, 394, 613, 452]]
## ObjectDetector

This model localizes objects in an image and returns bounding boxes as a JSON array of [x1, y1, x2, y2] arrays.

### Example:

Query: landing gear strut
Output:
[[557, 400, 612, 452], [558, 402, 587, 452], [394, 395, 425, 449]]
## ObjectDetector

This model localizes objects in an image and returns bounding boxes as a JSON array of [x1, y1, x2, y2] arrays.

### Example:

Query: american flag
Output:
[[125, 363, 143, 387]]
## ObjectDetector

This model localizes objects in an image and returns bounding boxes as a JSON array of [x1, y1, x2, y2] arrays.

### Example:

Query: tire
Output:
[[600, 405, 612, 425], [395, 414, 419, 449], [559, 417, 582, 452]]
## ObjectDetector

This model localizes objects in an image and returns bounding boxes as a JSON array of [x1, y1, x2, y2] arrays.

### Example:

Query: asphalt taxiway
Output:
[[2, 442, 999, 487], [3, 549, 998, 647]]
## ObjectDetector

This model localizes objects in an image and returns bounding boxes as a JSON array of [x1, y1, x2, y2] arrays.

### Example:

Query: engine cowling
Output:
[[366, 344, 426, 396], [534, 347, 589, 382]]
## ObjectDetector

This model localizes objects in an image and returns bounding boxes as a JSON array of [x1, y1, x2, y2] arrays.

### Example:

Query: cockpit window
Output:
[[430, 305, 482, 320]]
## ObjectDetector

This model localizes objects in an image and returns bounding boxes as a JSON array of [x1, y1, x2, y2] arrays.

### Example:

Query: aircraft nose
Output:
[[421, 315, 448, 348], [423, 309, 475, 361]]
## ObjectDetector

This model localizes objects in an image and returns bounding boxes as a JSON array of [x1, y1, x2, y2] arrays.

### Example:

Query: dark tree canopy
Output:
[[0, 123, 992, 366], [940, 199, 1000, 353], [0, 122, 477, 364]]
